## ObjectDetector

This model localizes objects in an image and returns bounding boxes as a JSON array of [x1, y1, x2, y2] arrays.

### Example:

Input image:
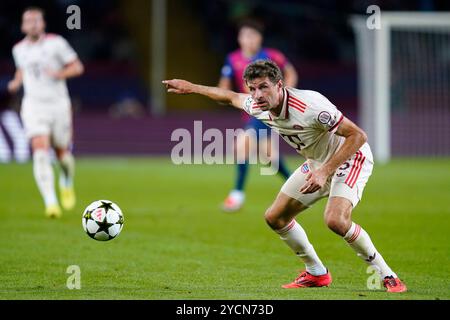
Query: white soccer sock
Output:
[[33, 149, 58, 207], [344, 222, 397, 279], [58, 152, 75, 188], [276, 220, 328, 276]]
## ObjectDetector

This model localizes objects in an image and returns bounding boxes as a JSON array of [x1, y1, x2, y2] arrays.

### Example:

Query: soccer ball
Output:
[[82, 200, 124, 241]]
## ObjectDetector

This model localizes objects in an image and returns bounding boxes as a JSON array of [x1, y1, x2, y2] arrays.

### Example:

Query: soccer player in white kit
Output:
[[7, 7, 84, 218], [162, 60, 407, 293]]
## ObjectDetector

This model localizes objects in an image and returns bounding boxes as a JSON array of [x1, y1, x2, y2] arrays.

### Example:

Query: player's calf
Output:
[[323, 197, 353, 236], [264, 192, 306, 230], [54, 148, 76, 210], [32, 146, 60, 216], [325, 197, 407, 292], [264, 207, 292, 230], [265, 193, 328, 281]]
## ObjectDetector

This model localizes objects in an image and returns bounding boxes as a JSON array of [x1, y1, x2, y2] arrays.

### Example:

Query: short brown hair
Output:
[[243, 60, 283, 84], [23, 6, 45, 17], [238, 18, 264, 35]]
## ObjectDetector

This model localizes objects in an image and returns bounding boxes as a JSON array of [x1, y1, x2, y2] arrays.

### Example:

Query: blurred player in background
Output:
[[7, 7, 84, 218], [219, 19, 298, 212], [163, 60, 407, 293]]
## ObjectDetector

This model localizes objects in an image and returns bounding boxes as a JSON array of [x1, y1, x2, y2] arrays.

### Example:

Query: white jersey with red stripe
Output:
[[12, 33, 78, 102], [242, 86, 373, 165]]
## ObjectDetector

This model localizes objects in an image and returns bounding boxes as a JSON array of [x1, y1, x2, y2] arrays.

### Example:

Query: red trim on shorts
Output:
[[345, 151, 361, 186], [348, 156, 365, 188], [345, 151, 366, 188]]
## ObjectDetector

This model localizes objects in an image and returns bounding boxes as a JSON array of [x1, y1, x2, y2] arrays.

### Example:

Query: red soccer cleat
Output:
[[282, 270, 332, 288], [383, 276, 407, 293]]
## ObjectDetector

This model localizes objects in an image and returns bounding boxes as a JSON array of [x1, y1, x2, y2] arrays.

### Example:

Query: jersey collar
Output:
[[25, 33, 46, 45], [269, 87, 289, 121]]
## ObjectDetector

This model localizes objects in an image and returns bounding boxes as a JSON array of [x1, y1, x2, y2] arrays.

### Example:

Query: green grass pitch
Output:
[[0, 157, 449, 300]]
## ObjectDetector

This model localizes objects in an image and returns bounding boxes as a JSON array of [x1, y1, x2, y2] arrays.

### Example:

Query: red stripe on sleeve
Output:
[[288, 103, 305, 113], [328, 114, 344, 132], [289, 95, 307, 107], [289, 100, 306, 111]]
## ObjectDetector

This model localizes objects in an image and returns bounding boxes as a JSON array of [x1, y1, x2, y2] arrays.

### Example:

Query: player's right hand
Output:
[[162, 79, 194, 95], [299, 168, 328, 194], [7, 80, 21, 94]]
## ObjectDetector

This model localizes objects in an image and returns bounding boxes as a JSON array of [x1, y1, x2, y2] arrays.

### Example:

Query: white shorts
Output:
[[20, 97, 72, 149], [281, 149, 373, 208]]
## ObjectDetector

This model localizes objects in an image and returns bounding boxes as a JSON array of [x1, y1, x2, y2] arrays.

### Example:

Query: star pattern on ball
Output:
[[95, 218, 114, 235], [82, 200, 123, 241], [98, 201, 114, 213], [83, 210, 93, 220]]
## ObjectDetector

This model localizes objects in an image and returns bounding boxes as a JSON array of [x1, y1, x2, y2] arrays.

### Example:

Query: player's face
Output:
[[246, 77, 283, 112], [21, 10, 45, 38], [238, 27, 263, 54]]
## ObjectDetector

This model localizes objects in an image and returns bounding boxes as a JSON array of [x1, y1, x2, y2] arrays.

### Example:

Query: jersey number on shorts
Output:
[[279, 133, 305, 151], [336, 161, 350, 177]]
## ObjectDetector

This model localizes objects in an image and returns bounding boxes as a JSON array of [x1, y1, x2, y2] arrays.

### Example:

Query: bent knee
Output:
[[324, 214, 350, 236], [264, 207, 292, 231], [31, 136, 50, 151], [54, 148, 69, 160]]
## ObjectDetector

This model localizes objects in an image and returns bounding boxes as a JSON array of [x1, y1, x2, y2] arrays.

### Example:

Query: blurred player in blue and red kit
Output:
[[219, 19, 298, 212]]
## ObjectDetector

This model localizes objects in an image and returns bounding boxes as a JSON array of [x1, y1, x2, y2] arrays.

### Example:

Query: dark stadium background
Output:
[[1, 0, 449, 158]]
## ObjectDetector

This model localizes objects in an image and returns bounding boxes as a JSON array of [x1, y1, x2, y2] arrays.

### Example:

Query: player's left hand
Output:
[[7, 80, 21, 94], [299, 168, 329, 194]]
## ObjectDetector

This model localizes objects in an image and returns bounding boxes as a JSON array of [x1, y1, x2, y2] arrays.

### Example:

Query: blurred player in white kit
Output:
[[7, 7, 84, 218]]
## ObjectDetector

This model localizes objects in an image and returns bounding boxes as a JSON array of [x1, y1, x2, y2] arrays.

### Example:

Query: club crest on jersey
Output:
[[318, 111, 332, 125], [301, 163, 310, 174]]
